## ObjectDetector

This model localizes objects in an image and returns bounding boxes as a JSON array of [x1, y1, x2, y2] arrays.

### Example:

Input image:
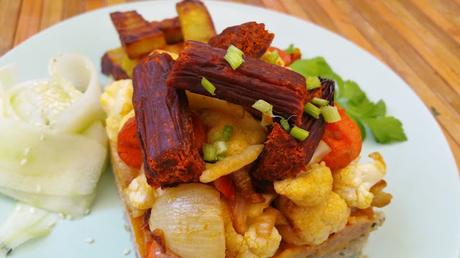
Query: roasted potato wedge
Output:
[[176, 0, 216, 42], [157, 17, 183, 44], [101, 47, 138, 79], [110, 11, 166, 58]]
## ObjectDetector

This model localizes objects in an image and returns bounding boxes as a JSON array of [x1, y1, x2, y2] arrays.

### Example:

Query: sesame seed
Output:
[[85, 238, 95, 244], [20, 158, 28, 166], [29, 207, 35, 214], [40, 134, 45, 141], [23, 147, 31, 156], [123, 248, 131, 255]]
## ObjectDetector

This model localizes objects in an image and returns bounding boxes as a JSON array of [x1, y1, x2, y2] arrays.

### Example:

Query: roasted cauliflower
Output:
[[274, 163, 332, 207], [100, 79, 133, 140], [333, 152, 386, 209], [224, 208, 281, 258], [276, 192, 350, 245]]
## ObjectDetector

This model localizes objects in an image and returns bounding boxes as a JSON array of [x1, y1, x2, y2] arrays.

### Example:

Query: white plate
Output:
[[0, 1, 459, 257]]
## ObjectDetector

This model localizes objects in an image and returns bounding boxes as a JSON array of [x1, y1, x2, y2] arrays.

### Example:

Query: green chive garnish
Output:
[[280, 117, 290, 131], [311, 97, 329, 106], [306, 76, 321, 90], [224, 45, 244, 70], [304, 102, 321, 119], [222, 125, 233, 141], [285, 44, 296, 54], [321, 105, 342, 123], [201, 77, 216, 96], [213, 141, 228, 155], [262, 50, 280, 65], [252, 99, 273, 116], [290, 126, 310, 141], [203, 143, 217, 162]]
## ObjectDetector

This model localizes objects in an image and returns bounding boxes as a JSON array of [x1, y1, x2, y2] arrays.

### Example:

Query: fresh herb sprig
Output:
[[289, 55, 407, 144]]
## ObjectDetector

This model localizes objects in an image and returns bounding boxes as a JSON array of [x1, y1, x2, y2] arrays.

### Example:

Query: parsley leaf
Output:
[[290, 57, 345, 95], [366, 116, 408, 143], [290, 57, 407, 144]]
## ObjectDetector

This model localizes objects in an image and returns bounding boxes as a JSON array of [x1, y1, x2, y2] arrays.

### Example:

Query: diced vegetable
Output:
[[252, 99, 273, 117], [201, 77, 216, 96], [213, 175, 235, 201], [110, 11, 166, 58], [320, 105, 341, 123], [312, 97, 329, 106], [280, 117, 290, 131], [322, 107, 362, 170], [101, 47, 138, 79], [149, 184, 225, 258], [224, 45, 244, 70], [117, 117, 142, 169], [222, 125, 233, 141], [203, 143, 218, 162], [306, 76, 321, 90], [157, 17, 183, 44], [290, 126, 310, 141], [176, 0, 216, 43], [304, 102, 321, 119]]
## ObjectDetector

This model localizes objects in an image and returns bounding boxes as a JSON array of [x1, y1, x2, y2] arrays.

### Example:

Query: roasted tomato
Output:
[[322, 107, 362, 170], [117, 117, 143, 169], [213, 175, 236, 201]]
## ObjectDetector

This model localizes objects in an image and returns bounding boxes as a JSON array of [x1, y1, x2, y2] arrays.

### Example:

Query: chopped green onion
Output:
[[321, 105, 342, 123], [280, 117, 290, 131], [224, 45, 244, 70], [213, 141, 228, 155], [311, 97, 329, 106], [201, 77, 216, 96], [227, 44, 244, 55], [304, 102, 321, 119], [222, 125, 233, 141], [252, 99, 273, 116], [290, 126, 310, 141], [285, 44, 296, 54], [306, 76, 321, 90], [262, 50, 280, 65], [203, 143, 217, 162], [217, 155, 225, 161]]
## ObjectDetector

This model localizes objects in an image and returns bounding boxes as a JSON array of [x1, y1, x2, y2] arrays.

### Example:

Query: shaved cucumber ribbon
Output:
[[0, 203, 58, 258], [0, 54, 107, 217]]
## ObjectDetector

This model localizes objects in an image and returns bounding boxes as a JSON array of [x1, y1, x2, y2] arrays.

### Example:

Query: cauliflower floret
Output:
[[333, 152, 386, 209], [240, 225, 282, 258], [99, 79, 133, 140], [274, 163, 332, 207], [276, 192, 350, 245], [124, 173, 156, 214], [224, 208, 281, 258]]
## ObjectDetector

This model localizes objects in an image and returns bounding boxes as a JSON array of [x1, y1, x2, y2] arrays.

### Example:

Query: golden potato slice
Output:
[[176, 0, 216, 42], [110, 11, 166, 58], [101, 47, 138, 79]]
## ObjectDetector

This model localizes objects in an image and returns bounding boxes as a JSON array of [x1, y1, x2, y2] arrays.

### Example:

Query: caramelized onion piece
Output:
[[231, 167, 264, 204]]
